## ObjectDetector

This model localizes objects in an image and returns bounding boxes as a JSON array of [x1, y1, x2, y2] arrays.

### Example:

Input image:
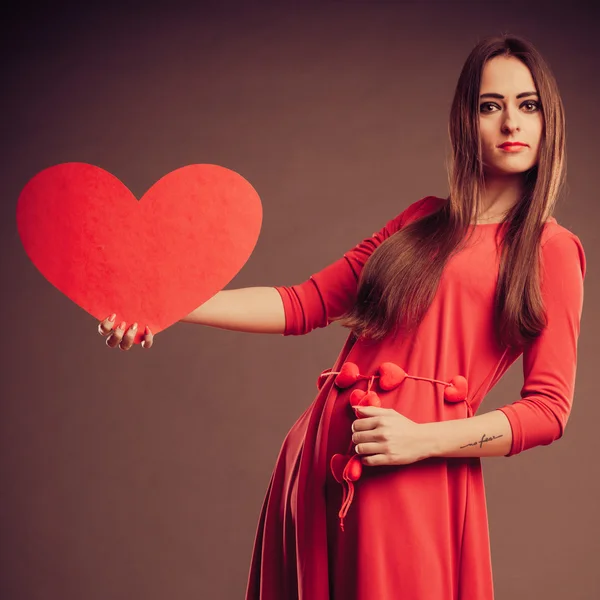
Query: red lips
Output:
[[498, 141, 528, 148]]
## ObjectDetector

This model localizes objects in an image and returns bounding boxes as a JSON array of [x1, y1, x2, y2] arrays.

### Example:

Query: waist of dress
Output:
[[317, 360, 468, 404]]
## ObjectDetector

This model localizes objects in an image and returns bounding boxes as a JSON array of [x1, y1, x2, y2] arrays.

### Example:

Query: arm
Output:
[[424, 232, 586, 459], [181, 196, 439, 336], [181, 287, 286, 334], [423, 409, 512, 458], [179, 232, 392, 336]]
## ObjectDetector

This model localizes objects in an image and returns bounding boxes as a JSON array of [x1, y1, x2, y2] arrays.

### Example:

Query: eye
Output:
[[479, 102, 498, 113], [479, 100, 541, 113], [522, 100, 540, 111]]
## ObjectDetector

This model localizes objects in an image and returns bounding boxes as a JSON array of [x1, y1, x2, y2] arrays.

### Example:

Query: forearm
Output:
[[423, 409, 513, 458], [180, 287, 286, 334]]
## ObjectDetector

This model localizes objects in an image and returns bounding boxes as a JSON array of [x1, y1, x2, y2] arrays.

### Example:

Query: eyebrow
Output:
[[479, 91, 539, 99]]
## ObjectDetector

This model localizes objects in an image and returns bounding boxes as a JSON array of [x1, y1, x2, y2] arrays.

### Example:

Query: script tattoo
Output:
[[460, 433, 504, 449]]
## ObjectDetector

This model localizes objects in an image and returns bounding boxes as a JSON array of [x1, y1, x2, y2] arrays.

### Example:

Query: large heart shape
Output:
[[16, 163, 262, 343]]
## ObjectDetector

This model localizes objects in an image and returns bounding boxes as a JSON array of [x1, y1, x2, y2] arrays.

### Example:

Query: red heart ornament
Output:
[[16, 163, 262, 343], [343, 455, 363, 482], [351, 390, 381, 417], [349, 389, 367, 407], [361, 391, 381, 407], [378, 362, 407, 390], [444, 375, 468, 402], [335, 362, 361, 388], [330, 453, 348, 484]]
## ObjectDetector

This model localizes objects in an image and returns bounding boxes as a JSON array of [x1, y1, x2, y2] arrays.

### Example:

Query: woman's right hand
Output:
[[97, 314, 154, 350]]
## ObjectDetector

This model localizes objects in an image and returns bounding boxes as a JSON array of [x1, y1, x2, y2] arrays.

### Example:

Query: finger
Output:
[[141, 326, 154, 349], [352, 429, 380, 444], [351, 416, 380, 432], [119, 323, 138, 351], [355, 442, 384, 455], [98, 314, 117, 336], [360, 454, 387, 466], [106, 321, 127, 349], [355, 406, 388, 418]]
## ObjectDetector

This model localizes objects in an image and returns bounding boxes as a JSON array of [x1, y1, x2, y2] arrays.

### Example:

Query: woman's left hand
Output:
[[352, 405, 433, 466]]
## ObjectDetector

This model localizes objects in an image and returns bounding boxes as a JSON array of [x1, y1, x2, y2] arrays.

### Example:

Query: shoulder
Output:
[[400, 195, 446, 225], [540, 222, 586, 280], [382, 195, 446, 236]]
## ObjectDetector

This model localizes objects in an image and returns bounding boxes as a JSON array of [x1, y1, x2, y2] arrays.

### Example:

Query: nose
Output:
[[501, 108, 521, 133]]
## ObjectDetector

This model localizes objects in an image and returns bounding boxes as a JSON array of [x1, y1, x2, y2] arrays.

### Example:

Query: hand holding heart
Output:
[[352, 405, 432, 466], [97, 314, 154, 351], [16, 162, 262, 347]]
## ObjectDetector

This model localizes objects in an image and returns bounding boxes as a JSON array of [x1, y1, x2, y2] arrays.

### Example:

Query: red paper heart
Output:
[[335, 362, 361, 388], [16, 163, 262, 343], [378, 362, 407, 390], [444, 375, 468, 402]]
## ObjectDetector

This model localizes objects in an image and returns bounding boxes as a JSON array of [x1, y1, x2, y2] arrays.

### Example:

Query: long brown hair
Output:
[[337, 34, 566, 349]]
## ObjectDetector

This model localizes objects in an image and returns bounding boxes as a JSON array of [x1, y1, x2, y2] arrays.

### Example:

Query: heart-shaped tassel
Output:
[[335, 362, 361, 388], [378, 362, 407, 390], [362, 391, 381, 407], [444, 375, 468, 402], [349, 389, 367, 407], [352, 391, 381, 417], [330, 453, 348, 484], [343, 455, 363, 482]]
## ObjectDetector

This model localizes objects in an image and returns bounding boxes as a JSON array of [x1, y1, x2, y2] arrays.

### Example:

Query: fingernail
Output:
[[145, 326, 152, 335], [132, 322, 138, 330], [108, 314, 116, 322], [119, 321, 126, 330]]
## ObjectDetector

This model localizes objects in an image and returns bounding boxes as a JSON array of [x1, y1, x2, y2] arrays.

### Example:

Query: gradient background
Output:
[[2, 1, 599, 599]]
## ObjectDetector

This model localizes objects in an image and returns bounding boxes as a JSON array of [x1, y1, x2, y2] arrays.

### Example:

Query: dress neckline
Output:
[[470, 216, 557, 227]]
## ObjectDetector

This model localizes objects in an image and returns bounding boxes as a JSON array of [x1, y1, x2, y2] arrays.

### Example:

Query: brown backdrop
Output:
[[2, 2, 598, 599]]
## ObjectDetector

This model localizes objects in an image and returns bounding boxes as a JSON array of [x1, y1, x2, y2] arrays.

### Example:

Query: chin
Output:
[[483, 159, 537, 177]]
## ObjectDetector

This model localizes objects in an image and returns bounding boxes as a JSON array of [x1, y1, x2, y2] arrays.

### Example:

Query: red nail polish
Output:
[[108, 313, 116, 322], [119, 321, 126, 330]]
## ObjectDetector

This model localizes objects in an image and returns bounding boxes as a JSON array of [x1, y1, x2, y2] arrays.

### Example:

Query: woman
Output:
[[98, 34, 586, 599]]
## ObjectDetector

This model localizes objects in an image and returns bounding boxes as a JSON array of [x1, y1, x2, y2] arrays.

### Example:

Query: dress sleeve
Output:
[[274, 196, 438, 336], [497, 232, 586, 456]]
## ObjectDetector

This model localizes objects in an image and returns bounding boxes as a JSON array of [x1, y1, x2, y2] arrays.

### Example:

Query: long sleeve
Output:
[[274, 196, 439, 336], [497, 232, 586, 456]]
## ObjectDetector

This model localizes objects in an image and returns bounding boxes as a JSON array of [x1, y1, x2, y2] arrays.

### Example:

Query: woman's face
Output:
[[478, 55, 543, 177]]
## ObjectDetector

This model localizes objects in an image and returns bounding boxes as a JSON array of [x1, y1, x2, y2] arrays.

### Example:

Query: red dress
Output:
[[245, 196, 586, 600]]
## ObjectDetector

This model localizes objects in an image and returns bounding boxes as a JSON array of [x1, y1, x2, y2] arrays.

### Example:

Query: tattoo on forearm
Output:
[[460, 433, 504, 449]]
